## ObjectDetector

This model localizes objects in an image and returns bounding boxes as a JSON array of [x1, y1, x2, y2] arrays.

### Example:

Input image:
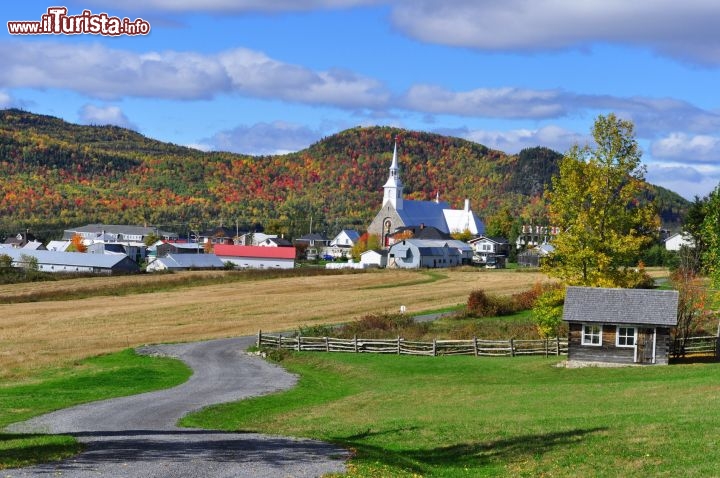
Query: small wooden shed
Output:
[[562, 286, 679, 365]]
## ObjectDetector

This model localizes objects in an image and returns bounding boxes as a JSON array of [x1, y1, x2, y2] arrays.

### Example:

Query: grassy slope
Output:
[[182, 352, 720, 477], [0, 349, 191, 469]]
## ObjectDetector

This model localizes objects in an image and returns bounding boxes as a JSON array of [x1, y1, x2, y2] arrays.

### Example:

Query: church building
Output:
[[368, 142, 484, 247]]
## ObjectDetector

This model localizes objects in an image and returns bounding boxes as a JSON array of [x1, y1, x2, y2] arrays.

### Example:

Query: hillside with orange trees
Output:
[[0, 109, 688, 241]]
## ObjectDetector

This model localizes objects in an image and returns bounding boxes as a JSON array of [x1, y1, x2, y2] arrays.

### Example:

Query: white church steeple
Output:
[[383, 140, 404, 210]]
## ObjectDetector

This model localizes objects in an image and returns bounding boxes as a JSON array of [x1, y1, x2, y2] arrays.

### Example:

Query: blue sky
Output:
[[2, 1, 719, 200]]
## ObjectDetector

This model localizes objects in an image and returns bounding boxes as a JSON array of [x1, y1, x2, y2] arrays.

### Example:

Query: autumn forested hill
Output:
[[0, 109, 688, 240]]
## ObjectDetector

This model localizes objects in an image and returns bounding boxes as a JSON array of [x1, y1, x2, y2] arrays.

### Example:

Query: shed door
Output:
[[635, 328, 655, 364]]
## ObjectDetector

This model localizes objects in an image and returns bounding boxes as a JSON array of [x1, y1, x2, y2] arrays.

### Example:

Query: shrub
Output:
[[532, 286, 566, 338], [467, 290, 514, 317], [335, 313, 430, 340], [297, 324, 337, 337]]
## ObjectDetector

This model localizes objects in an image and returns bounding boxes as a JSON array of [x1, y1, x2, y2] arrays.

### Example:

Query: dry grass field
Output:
[[0, 268, 549, 380]]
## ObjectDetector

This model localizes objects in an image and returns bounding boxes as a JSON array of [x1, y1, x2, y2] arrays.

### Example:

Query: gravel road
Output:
[[4, 336, 349, 477]]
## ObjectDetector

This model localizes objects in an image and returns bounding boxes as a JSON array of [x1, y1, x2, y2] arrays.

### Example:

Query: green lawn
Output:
[[0, 349, 191, 469], [182, 352, 720, 477]]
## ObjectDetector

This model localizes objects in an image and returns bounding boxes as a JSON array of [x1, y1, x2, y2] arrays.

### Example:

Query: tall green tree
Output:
[[702, 185, 720, 289], [545, 114, 659, 287]]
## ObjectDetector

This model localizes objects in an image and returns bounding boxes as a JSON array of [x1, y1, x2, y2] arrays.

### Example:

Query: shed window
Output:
[[616, 326, 636, 347], [582, 324, 602, 346]]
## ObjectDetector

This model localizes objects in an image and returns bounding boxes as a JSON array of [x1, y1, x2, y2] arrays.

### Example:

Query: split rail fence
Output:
[[257, 330, 568, 358], [670, 335, 720, 358]]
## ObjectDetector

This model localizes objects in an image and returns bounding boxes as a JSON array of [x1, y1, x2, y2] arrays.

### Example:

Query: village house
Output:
[[153, 241, 204, 257], [198, 226, 245, 246], [360, 249, 388, 268], [62, 224, 179, 263], [664, 232, 694, 251], [257, 236, 293, 247], [0, 248, 140, 274], [387, 238, 466, 269], [3, 231, 45, 249], [324, 229, 361, 259], [367, 142, 484, 247], [214, 244, 296, 269], [237, 232, 279, 246], [517, 243, 554, 268], [468, 236, 509, 267], [63, 224, 178, 242], [294, 233, 331, 259], [146, 253, 225, 272], [515, 224, 559, 249], [562, 286, 679, 366]]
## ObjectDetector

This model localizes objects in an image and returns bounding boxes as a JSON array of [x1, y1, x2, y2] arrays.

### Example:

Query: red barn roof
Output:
[[214, 244, 296, 259]]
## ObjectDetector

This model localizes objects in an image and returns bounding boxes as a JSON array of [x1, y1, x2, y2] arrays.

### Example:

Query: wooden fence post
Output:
[[556, 336, 561, 356], [296, 334, 301, 352], [432, 338, 437, 357], [354, 335, 358, 353], [473, 336, 478, 357], [257, 329, 262, 348], [397, 336, 401, 355], [325, 336, 329, 352], [544, 339, 549, 358], [510, 338, 515, 357]]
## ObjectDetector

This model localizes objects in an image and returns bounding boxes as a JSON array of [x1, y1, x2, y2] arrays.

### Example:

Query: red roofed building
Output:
[[214, 244, 296, 269]]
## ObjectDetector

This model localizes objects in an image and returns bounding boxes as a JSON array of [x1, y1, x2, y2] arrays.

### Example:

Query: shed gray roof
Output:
[[562, 286, 679, 326]]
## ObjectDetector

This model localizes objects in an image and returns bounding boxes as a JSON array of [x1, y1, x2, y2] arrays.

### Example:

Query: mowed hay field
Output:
[[0, 269, 548, 380]]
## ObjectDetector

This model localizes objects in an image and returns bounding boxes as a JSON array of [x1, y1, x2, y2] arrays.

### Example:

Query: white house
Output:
[[214, 244, 296, 269], [665, 232, 695, 251], [325, 229, 361, 258], [360, 249, 388, 268], [468, 236, 510, 266], [330, 230, 361, 248]]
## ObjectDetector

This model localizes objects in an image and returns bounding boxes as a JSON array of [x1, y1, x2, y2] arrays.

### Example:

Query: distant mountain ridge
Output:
[[0, 109, 688, 240]]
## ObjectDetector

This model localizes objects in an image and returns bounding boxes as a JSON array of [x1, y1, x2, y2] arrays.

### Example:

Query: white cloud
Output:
[[391, 0, 720, 65], [217, 49, 389, 109], [0, 90, 12, 108], [402, 85, 720, 138], [650, 133, 720, 164], [0, 42, 389, 109], [79, 104, 137, 129], [457, 125, 587, 154], [203, 121, 326, 155], [404, 85, 566, 119], [646, 164, 720, 200]]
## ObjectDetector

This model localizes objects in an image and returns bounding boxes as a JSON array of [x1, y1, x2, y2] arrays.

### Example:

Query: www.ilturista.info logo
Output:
[[7, 7, 150, 36]]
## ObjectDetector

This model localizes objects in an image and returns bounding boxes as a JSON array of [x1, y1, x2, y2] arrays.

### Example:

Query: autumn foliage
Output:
[[69, 233, 87, 253], [0, 110, 689, 242]]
